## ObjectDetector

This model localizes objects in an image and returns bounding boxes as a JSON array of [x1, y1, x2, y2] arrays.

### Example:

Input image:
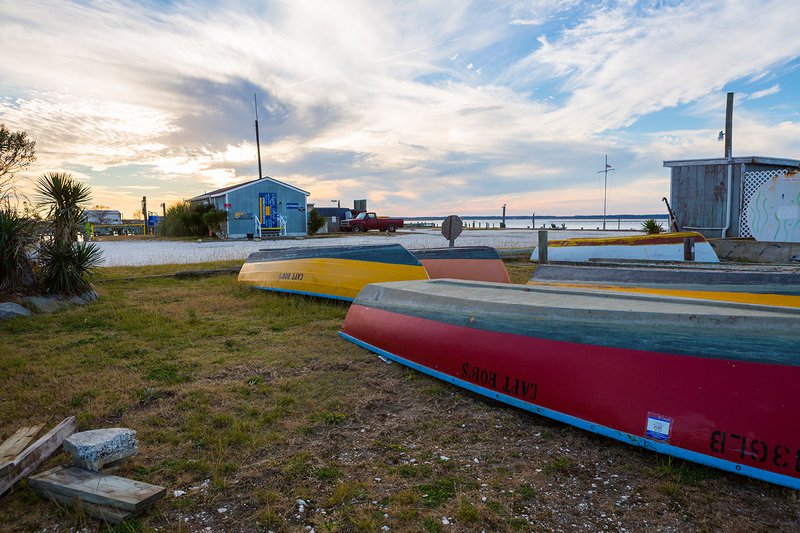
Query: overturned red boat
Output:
[[410, 246, 510, 283], [340, 279, 800, 489]]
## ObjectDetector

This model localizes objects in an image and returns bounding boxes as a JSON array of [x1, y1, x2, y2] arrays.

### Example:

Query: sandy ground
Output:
[[95, 228, 635, 266]]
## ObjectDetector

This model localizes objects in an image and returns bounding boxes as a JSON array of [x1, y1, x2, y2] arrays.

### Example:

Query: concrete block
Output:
[[21, 296, 66, 314], [63, 428, 138, 472], [0, 302, 32, 320], [21, 291, 99, 314]]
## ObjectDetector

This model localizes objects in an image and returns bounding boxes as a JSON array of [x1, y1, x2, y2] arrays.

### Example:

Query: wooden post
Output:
[[538, 230, 548, 264], [683, 237, 695, 261]]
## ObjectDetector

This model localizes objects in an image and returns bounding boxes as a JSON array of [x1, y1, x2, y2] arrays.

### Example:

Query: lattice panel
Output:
[[739, 169, 789, 238]]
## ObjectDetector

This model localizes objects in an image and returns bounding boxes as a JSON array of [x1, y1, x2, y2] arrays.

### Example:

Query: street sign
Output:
[[441, 215, 463, 247]]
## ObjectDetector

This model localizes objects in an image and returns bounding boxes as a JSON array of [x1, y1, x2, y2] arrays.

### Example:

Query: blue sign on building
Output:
[[259, 192, 278, 228], [286, 202, 300, 209]]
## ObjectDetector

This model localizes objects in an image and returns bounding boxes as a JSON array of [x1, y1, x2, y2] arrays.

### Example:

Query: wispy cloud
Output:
[[1, 0, 798, 217], [749, 83, 781, 100]]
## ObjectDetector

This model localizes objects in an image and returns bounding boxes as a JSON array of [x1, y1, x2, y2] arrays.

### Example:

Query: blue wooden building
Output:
[[190, 176, 309, 238]]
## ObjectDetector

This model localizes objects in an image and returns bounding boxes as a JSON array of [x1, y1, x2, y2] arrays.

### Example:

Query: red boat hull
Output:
[[341, 289, 800, 489]]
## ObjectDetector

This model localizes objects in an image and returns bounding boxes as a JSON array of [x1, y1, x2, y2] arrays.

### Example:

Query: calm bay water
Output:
[[406, 217, 666, 231]]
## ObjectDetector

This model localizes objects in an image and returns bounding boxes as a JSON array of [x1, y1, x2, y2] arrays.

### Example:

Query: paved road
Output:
[[95, 228, 640, 266]]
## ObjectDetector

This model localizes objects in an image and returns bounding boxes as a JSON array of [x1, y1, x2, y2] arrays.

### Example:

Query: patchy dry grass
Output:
[[1, 259, 798, 532]]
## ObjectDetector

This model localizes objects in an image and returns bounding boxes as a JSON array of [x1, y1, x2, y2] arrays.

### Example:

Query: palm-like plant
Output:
[[36, 172, 91, 243], [0, 208, 37, 294], [38, 239, 103, 296], [35, 172, 102, 295], [641, 218, 664, 235]]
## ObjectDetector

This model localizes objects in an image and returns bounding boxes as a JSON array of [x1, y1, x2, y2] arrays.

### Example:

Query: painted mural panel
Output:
[[747, 171, 800, 243]]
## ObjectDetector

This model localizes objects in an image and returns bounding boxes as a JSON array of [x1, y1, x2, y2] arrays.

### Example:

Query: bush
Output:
[[161, 202, 225, 237], [160, 202, 193, 236], [0, 208, 37, 294], [36, 172, 91, 243], [308, 209, 326, 235], [34, 171, 102, 296], [641, 218, 664, 235], [38, 240, 103, 296], [202, 208, 228, 238]]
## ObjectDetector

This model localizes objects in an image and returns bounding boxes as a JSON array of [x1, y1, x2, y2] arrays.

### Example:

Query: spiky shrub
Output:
[[36, 172, 91, 243], [35, 171, 102, 295], [38, 240, 103, 296], [641, 218, 664, 235], [0, 208, 37, 294]]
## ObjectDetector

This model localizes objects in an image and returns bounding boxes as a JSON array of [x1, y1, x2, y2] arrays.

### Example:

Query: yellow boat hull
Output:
[[239, 245, 429, 301], [527, 281, 800, 309]]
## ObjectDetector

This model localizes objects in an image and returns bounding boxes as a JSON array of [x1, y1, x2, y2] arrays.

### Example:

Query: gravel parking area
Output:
[[95, 229, 637, 266]]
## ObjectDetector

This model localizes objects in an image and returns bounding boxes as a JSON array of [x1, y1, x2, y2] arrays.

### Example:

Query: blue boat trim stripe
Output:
[[410, 246, 501, 261], [254, 285, 354, 302], [339, 331, 800, 490], [246, 244, 422, 266]]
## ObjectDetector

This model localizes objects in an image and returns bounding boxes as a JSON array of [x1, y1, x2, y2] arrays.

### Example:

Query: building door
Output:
[[259, 192, 278, 228]]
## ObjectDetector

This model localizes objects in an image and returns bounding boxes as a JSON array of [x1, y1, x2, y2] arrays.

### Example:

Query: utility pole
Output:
[[597, 155, 614, 230], [141, 196, 147, 236], [254, 94, 263, 180], [722, 91, 734, 238], [724, 92, 733, 159]]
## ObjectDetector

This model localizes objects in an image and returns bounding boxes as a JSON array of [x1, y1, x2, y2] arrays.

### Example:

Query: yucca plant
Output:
[[36, 171, 91, 243], [641, 218, 664, 235], [38, 240, 103, 296], [0, 207, 37, 294], [35, 171, 102, 295]]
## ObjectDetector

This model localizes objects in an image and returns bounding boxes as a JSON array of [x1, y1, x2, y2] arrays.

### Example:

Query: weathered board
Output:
[[0, 416, 76, 495], [37, 488, 135, 524], [29, 466, 166, 512], [0, 424, 45, 463]]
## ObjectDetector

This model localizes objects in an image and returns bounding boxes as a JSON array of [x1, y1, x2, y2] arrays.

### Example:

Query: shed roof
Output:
[[189, 176, 309, 202], [663, 156, 800, 168]]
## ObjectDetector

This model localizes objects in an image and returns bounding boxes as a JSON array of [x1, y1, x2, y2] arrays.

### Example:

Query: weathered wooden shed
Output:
[[663, 156, 800, 239], [190, 176, 309, 238]]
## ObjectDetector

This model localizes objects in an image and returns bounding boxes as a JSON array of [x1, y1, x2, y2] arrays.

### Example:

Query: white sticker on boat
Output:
[[645, 413, 672, 442]]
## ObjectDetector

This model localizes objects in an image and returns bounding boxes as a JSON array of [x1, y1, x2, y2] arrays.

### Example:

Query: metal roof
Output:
[[189, 176, 309, 202], [663, 156, 800, 167]]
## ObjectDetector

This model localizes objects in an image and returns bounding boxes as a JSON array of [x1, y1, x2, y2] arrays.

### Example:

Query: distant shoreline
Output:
[[402, 214, 669, 220]]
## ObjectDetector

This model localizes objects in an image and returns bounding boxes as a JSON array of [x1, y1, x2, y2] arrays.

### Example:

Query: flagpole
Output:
[[597, 155, 614, 230], [254, 94, 263, 180]]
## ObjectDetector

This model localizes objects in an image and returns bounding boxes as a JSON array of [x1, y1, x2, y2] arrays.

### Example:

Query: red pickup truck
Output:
[[345, 212, 404, 233]]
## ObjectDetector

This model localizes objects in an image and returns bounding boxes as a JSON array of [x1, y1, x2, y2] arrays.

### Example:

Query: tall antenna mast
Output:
[[254, 94, 263, 179], [597, 155, 614, 230]]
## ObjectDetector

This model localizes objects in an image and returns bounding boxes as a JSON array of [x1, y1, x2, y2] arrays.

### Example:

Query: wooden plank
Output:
[[0, 424, 45, 462], [28, 466, 165, 512], [32, 487, 137, 524], [0, 416, 76, 496]]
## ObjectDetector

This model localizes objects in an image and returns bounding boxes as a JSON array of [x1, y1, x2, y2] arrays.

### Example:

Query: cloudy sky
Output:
[[2, 0, 800, 218]]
